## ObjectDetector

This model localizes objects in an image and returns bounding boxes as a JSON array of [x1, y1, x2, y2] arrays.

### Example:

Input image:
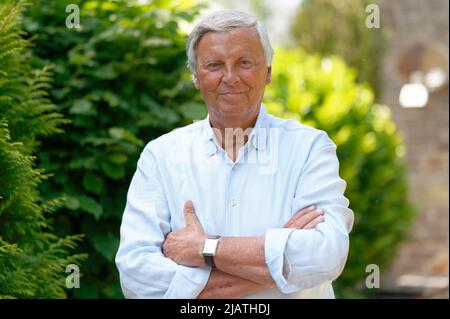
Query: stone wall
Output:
[[378, 0, 449, 298]]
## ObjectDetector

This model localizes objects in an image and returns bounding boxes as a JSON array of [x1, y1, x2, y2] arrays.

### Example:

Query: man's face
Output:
[[195, 27, 271, 124]]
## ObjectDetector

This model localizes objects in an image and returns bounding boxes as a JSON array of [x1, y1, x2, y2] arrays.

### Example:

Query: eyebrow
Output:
[[202, 58, 222, 64], [202, 57, 255, 64], [203, 59, 220, 64]]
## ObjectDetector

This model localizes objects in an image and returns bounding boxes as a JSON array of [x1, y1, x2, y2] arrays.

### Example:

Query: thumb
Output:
[[183, 200, 198, 226]]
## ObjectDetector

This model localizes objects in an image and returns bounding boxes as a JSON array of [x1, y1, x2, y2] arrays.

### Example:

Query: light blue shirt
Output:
[[115, 104, 354, 299]]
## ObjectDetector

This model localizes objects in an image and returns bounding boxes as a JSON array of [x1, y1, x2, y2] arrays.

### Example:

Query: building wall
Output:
[[379, 0, 449, 297]]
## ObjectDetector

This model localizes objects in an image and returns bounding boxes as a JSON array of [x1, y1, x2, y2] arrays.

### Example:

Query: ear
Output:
[[266, 66, 272, 85]]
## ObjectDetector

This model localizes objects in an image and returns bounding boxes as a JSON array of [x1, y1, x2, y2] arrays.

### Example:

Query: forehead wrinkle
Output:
[[198, 41, 263, 64], [198, 28, 263, 54], [201, 48, 246, 63]]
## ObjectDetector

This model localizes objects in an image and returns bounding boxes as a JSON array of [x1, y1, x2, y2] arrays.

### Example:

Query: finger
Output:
[[296, 209, 324, 228], [290, 205, 316, 221], [284, 206, 318, 227], [183, 200, 198, 226], [283, 205, 316, 227], [303, 215, 325, 230], [288, 209, 324, 229]]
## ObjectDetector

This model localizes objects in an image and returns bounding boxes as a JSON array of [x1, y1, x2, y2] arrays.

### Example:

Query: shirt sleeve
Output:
[[264, 131, 354, 294], [115, 144, 211, 298]]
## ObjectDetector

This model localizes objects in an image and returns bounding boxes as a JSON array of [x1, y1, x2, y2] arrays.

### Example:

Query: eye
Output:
[[206, 62, 222, 70], [239, 60, 252, 67]]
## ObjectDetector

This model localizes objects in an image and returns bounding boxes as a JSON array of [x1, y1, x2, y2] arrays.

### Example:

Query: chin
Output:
[[217, 100, 252, 111], [221, 103, 244, 110], [207, 100, 258, 119]]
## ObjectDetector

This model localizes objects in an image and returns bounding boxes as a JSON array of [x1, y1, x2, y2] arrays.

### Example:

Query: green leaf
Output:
[[90, 233, 120, 261], [108, 127, 142, 146], [92, 64, 118, 80], [52, 87, 71, 100], [64, 195, 80, 210], [78, 195, 103, 220], [108, 127, 125, 139], [68, 157, 98, 170], [100, 161, 125, 180], [108, 153, 128, 164], [179, 102, 206, 120], [155, 107, 180, 124], [82, 173, 104, 194], [103, 91, 120, 107], [69, 99, 96, 115]]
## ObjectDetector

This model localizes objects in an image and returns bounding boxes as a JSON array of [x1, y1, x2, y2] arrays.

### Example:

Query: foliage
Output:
[[23, 0, 205, 298], [264, 48, 416, 297], [0, 0, 85, 298], [20, 0, 415, 298], [290, 0, 386, 98]]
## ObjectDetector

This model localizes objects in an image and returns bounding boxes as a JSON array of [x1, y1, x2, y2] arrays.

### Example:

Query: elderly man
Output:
[[115, 10, 353, 299]]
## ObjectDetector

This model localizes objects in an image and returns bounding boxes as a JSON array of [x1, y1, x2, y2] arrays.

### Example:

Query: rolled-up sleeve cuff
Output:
[[163, 265, 212, 299], [265, 228, 295, 292]]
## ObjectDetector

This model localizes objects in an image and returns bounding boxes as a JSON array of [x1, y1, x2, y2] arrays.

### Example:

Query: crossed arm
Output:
[[162, 201, 324, 299], [117, 134, 352, 298]]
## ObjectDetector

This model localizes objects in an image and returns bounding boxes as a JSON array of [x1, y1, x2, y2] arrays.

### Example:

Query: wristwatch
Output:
[[202, 235, 221, 268]]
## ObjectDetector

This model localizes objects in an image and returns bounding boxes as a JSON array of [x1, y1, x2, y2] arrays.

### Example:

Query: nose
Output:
[[222, 66, 239, 86]]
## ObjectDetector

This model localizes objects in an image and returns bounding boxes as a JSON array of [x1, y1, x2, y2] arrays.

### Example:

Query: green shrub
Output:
[[265, 48, 416, 297], [22, 0, 415, 298], [24, 0, 205, 298], [0, 0, 85, 298], [290, 0, 386, 98]]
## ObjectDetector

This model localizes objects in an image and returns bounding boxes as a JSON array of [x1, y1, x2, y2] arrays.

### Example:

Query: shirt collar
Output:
[[202, 103, 269, 156]]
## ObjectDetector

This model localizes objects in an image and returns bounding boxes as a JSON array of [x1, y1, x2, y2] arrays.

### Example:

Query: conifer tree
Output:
[[0, 0, 85, 298]]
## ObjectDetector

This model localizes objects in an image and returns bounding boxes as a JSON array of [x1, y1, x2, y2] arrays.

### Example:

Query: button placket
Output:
[[225, 165, 239, 236]]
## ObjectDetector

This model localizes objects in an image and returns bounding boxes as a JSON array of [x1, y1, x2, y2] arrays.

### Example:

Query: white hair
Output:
[[186, 10, 274, 82]]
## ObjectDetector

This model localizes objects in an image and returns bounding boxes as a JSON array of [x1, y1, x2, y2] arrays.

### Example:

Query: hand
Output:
[[162, 201, 206, 267], [283, 205, 324, 229]]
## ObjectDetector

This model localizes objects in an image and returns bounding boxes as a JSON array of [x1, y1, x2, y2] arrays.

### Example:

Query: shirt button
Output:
[[232, 165, 237, 171], [230, 199, 237, 207]]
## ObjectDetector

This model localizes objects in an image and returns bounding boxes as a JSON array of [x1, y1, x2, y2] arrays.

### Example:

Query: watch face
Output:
[[203, 238, 219, 256]]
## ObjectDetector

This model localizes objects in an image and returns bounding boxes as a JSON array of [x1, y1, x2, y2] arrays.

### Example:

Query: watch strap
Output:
[[204, 255, 216, 268], [203, 235, 220, 268]]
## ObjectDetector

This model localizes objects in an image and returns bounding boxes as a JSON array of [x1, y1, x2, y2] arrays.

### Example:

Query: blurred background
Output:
[[0, 0, 448, 298]]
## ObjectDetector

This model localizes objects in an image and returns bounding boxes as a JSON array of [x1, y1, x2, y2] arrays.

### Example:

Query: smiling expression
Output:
[[195, 27, 271, 127]]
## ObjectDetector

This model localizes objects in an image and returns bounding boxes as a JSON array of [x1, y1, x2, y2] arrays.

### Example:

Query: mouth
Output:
[[219, 92, 245, 96]]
